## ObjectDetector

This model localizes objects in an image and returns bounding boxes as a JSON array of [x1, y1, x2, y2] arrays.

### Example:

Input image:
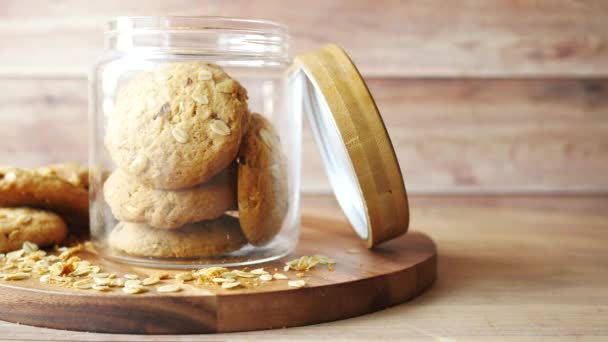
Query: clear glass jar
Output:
[[89, 17, 300, 268]]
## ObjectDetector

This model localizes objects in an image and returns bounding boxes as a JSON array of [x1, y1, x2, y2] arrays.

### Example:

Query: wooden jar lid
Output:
[[293, 44, 409, 247]]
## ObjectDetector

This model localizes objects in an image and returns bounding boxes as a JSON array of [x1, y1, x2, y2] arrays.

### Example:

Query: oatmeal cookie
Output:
[[0, 207, 67, 253], [104, 166, 237, 229], [0, 168, 89, 236], [237, 114, 289, 245], [108, 215, 247, 258], [106, 62, 250, 189]]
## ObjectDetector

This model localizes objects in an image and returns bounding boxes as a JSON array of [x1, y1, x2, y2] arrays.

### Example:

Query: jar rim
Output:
[[106, 16, 288, 36], [104, 16, 289, 61]]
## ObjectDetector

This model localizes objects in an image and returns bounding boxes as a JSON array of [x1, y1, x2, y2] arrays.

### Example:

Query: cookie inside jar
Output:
[[101, 61, 290, 265]]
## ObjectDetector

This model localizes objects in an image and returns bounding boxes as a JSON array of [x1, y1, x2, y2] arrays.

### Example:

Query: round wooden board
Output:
[[0, 217, 436, 334]]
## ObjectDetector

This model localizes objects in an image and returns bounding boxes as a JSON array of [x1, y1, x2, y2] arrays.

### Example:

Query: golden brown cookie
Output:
[[36, 162, 89, 190], [103, 166, 237, 229], [108, 215, 247, 258], [0, 207, 68, 253], [106, 62, 250, 190], [237, 113, 289, 245], [0, 168, 89, 236]]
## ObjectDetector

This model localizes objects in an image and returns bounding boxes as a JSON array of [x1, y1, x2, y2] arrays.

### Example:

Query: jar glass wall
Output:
[[89, 17, 300, 268]]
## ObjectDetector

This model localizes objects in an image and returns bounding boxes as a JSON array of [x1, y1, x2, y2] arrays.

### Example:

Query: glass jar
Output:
[[90, 16, 409, 269], [89, 17, 300, 268]]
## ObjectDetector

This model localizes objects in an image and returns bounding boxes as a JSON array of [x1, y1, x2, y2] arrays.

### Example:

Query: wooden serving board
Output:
[[0, 216, 436, 334]]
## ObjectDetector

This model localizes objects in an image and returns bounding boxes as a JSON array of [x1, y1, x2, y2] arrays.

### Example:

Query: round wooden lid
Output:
[[293, 44, 409, 247]]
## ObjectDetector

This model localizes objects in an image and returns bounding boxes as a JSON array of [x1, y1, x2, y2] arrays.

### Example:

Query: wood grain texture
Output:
[[0, 194, 606, 340], [0, 228, 436, 333], [1, 78, 607, 193], [0, 0, 606, 77]]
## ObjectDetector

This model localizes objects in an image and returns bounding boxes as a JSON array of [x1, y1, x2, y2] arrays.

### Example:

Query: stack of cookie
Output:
[[0, 163, 89, 253], [103, 62, 288, 259]]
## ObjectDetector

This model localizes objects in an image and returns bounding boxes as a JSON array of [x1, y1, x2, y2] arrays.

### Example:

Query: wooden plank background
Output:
[[1, 0, 607, 194], [1, 0, 607, 78]]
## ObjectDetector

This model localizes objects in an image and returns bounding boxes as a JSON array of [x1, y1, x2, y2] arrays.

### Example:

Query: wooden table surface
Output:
[[1, 194, 606, 341]]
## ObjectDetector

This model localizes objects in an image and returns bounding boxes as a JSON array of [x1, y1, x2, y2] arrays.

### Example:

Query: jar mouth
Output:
[[105, 16, 289, 62]]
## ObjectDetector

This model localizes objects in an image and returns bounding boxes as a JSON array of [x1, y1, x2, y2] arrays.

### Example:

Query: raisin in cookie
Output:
[[108, 215, 247, 258], [0, 168, 89, 236], [106, 62, 250, 190], [103, 166, 237, 229], [0, 207, 67, 253], [237, 113, 289, 245]]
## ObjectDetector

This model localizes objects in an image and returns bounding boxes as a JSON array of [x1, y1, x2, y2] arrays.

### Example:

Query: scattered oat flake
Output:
[[22, 241, 38, 253], [124, 279, 142, 288], [284, 255, 335, 272], [220, 272, 237, 279], [92, 284, 110, 291], [6, 249, 25, 260], [122, 286, 146, 294], [250, 268, 268, 275], [70, 267, 93, 277], [124, 274, 139, 280], [1, 264, 15, 271], [142, 276, 160, 286], [175, 272, 194, 281], [212, 278, 229, 283], [4, 272, 30, 280], [157, 284, 182, 293], [110, 279, 124, 287], [259, 274, 273, 282], [222, 281, 241, 289], [94, 277, 112, 286], [73, 279, 94, 289], [273, 273, 288, 280], [296, 273, 305, 278], [288, 280, 306, 288], [91, 272, 109, 278], [233, 270, 255, 278]]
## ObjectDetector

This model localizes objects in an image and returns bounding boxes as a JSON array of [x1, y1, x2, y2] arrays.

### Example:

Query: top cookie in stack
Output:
[[105, 62, 250, 190]]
